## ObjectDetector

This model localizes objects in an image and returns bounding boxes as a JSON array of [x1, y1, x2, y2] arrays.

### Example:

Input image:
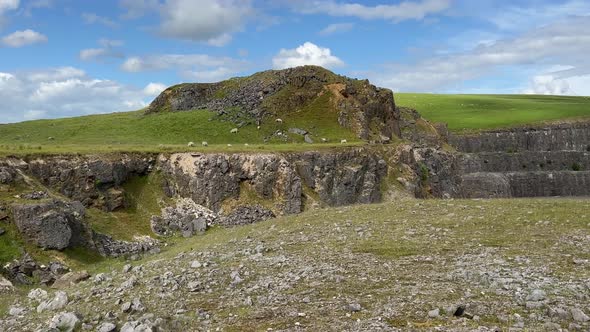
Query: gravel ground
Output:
[[1, 198, 589, 331]]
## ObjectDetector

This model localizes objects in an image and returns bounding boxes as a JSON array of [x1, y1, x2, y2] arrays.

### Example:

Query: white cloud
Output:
[[272, 42, 344, 69], [1, 29, 47, 47], [0, 67, 151, 123], [318, 22, 354, 36], [0, 0, 19, 13], [522, 66, 590, 96], [121, 53, 247, 82], [291, 0, 450, 21], [82, 12, 118, 28], [158, 0, 252, 46], [143, 82, 167, 96], [79, 39, 124, 61], [369, 16, 590, 93]]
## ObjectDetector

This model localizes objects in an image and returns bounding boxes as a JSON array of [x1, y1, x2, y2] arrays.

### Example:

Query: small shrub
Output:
[[572, 163, 582, 171], [419, 163, 429, 182]]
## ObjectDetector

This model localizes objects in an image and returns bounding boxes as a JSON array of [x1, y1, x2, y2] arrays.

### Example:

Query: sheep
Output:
[[230, 128, 239, 134], [227, 144, 232, 147], [275, 118, 283, 123], [340, 139, 347, 144], [244, 143, 249, 146], [201, 141, 208, 147], [257, 126, 261, 130], [321, 138, 328, 143], [187, 142, 195, 147]]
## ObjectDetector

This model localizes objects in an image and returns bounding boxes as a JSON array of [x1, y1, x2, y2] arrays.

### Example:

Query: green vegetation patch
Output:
[[396, 93, 590, 133]]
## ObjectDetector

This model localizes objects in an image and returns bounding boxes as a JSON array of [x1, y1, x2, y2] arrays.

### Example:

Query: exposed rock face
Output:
[[450, 122, 590, 153], [218, 205, 275, 227], [150, 198, 215, 237], [11, 200, 89, 250], [92, 233, 159, 258], [449, 122, 590, 198], [23, 154, 154, 211], [146, 66, 400, 140], [160, 149, 388, 215]]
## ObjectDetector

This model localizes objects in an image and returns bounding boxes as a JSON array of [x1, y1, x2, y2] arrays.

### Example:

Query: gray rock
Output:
[[526, 289, 547, 302], [571, 308, 590, 322], [11, 199, 88, 250], [98, 322, 117, 332], [122, 264, 132, 273], [304, 134, 314, 144], [150, 198, 214, 237], [0, 276, 13, 292], [121, 302, 132, 313], [121, 276, 138, 289], [288, 128, 308, 136], [121, 320, 153, 332], [428, 308, 440, 318], [37, 291, 68, 312], [190, 261, 202, 268], [217, 205, 275, 227], [28, 288, 48, 301], [8, 306, 25, 316], [49, 312, 80, 332], [0, 228, 5, 236], [347, 302, 362, 312], [93, 273, 109, 284]]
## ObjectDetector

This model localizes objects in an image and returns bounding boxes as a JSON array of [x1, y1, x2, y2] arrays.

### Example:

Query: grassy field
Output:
[[396, 93, 590, 132]]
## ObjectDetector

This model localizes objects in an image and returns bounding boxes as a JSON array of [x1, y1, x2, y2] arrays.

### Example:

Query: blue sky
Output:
[[1, 0, 590, 122]]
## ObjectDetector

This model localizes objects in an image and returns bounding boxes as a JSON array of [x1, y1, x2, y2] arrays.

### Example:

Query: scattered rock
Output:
[[121, 320, 154, 332], [21, 191, 49, 200], [0, 228, 5, 236], [8, 306, 25, 316], [150, 198, 215, 237], [218, 205, 275, 227], [190, 261, 202, 268], [28, 288, 48, 302], [304, 134, 314, 144], [51, 270, 90, 289], [49, 312, 80, 332]]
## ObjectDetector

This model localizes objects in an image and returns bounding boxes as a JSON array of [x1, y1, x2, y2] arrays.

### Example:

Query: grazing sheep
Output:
[[187, 142, 195, 147], [257, 126, 261, 130], [321, 138, 328, 143], [230, 128, 239, 134], [201, 141, 208, 147], [244, 143, 249, 146], [340, 139, 347, 144], [275, 118, 283, 123], [227, 144, 232, 147]]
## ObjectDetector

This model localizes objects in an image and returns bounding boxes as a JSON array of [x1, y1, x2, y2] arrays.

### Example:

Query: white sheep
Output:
[[321, 138, 328, 143], [275, 118, 283, 123], [244, 143, 249, 146], [201, 141, 208, 147], [257, 126, 261, 130], [187, 142, 195, 147], [227, 144, 232, 147], [230, 128, 239, 133], [340, 139, 347, 144]]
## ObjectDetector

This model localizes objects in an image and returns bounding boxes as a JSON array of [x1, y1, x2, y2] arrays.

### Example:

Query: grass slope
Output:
[[0, 103, 360, 155], [396, 93, 590, 132]]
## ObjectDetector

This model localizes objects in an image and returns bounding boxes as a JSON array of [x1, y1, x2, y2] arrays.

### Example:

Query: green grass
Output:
[[0, 107, 361, 156], [396, 93, 590, 133]]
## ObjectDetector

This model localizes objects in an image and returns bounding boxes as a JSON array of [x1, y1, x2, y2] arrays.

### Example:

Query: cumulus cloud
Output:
[[0, 0, 19, 12], [121, 53, 247, 82], [272, 42, 344, 69], [82, 12, 119, 28], [1, 29, 47, 47], [318, 22, 354, 36], [0, 67, 155, 123], [368, 16, 590, 93], [79, 39, 124, 61], [143, 82, 167, 96], [158, 0, 252, 46], [290, 0, 450, 21]]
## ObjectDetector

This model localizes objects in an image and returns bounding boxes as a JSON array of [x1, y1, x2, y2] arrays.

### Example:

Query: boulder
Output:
[[51, 271, 90, 289], [37, 291, 68, 312], [218, 205, 275, 227], [11, 199, 88, 250], [49, 312, 80, 332], [0, 276, 13, 293], [150, 198, 216, 237]]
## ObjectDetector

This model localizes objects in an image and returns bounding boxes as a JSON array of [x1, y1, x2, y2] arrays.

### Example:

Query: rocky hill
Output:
[[146, 66, 400, 141]]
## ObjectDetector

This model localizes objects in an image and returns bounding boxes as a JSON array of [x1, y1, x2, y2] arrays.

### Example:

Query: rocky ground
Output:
[[1, 197, 589, 331]]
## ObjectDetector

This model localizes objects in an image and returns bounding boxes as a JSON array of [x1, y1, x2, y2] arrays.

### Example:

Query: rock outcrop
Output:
[[159, 148, 388, 215], [11, 200, 89, 250], [217, 205, 275, 227], [146, 66, 400, 141], [23, 154, 154, 211]]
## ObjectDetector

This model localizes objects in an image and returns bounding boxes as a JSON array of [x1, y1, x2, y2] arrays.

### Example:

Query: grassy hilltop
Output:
[[396, 93, 590, 132]]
